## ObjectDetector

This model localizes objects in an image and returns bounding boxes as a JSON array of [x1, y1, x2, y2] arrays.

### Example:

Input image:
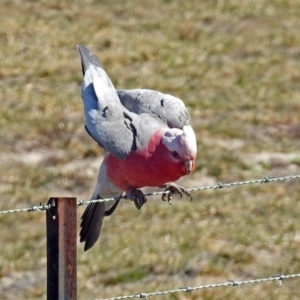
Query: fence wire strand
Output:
[[0, 204, 51, 215], [1, 174, 300, 215], [1, 174, 300, 299], [93, 273, 300, 300]]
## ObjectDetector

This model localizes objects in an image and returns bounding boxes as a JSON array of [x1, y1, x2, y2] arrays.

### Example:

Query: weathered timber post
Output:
[[46, 197, 77, 300]]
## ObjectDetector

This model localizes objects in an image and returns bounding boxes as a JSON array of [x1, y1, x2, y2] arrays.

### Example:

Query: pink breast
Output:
[[105, 132, 186, 191]]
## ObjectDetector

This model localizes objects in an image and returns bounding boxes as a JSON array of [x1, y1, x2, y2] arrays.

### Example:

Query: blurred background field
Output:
[[1, 0, 300, 299]]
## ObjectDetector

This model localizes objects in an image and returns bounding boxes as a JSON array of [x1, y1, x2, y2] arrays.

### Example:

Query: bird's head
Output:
[[162, 125, 197, 175]]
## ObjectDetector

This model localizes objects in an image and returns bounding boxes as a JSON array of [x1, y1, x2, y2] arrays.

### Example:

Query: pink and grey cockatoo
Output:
[[77, 45, 197, 251]]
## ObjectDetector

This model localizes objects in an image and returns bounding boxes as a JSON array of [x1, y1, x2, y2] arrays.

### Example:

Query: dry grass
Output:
[[1, 0, 300, 299]]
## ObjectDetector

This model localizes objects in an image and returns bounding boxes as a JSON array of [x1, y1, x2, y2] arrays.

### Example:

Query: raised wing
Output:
[[77, 45, 165, 160], [117, 89, 190, 129], [77, 44, 139, 160]]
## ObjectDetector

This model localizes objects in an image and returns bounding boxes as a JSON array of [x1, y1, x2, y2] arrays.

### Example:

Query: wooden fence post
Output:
[[46, 197, 77, 300]]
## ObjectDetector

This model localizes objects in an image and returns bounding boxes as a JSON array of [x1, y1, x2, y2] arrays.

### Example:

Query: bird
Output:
[[77, 44, 197, 251]]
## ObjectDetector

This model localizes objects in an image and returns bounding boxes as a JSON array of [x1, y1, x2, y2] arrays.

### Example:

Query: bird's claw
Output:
[[161, 183, 193, 204], [126, 189, 147, 209]]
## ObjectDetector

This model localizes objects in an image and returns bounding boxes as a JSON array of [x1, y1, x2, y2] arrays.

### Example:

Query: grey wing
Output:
[[117, 89, 190, 129], [77, 44, 102, 73], [77, 44, 114, 90], [82, 74, 140, 160], [78, 45, 137, 159]]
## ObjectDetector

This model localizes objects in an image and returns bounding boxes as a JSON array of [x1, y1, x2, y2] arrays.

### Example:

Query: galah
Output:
[[77, 45, 197, 251]]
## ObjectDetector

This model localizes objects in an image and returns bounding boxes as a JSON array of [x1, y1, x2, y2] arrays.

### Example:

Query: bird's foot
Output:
[[160, 183, 193, 204], [104, 199, 120, 217], [126, 189, 147, 209]]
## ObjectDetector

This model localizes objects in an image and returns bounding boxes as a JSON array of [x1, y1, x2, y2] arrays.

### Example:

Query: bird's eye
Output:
[[172, 151, 180, 159]]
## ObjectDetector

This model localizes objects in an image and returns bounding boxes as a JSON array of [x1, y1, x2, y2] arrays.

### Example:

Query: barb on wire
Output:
[[1, 174, 300, 215], [93, 273, 300, 300], [0, 203, 50, 215]]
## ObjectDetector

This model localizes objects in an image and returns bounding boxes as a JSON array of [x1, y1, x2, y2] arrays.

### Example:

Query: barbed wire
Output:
[[77, 174, 300, 207], [1, 175, 300, 299], [0, 204, 51, 215], [93, 273, 300, 300], [1, 174, 300, 215]]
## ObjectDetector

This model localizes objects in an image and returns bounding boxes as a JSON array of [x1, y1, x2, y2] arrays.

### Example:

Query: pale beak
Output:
[[184, 160, 193, 174]]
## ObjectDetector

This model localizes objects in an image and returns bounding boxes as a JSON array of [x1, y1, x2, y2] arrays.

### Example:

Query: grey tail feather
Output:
[[80, 199, 105, 251], [76, 44, 103, 75], [79, 197, 121, 251]]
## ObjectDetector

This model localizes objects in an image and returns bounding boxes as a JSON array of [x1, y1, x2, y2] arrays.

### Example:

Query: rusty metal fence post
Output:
[[46, 197, 77, 300]]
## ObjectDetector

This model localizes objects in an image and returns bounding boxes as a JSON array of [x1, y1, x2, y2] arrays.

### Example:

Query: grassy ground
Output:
[[1, 0, 300, 299]]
